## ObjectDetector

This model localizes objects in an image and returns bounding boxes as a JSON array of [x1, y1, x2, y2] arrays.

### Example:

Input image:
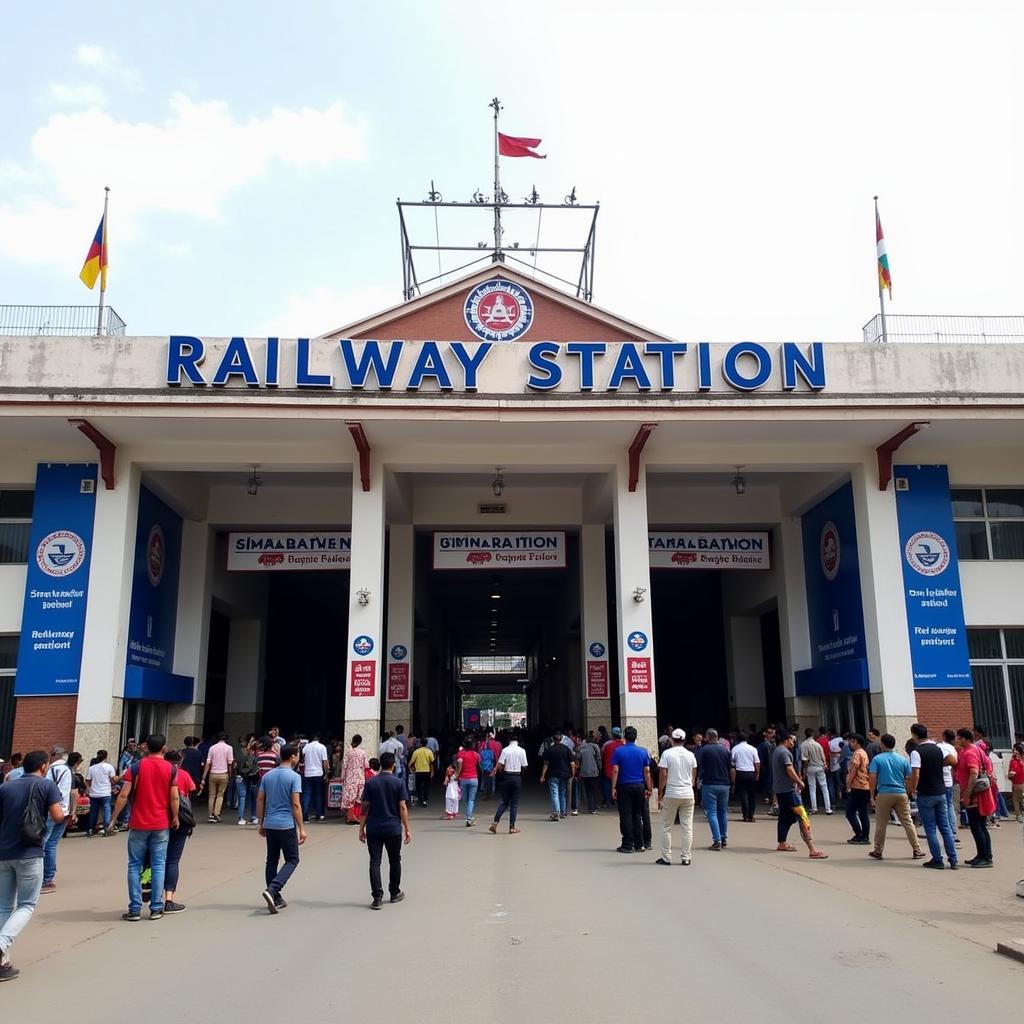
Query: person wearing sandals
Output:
[[771, 732, 827, 860]]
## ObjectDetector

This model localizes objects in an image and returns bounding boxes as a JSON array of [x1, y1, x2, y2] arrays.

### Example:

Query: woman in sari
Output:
[[340, 734, 370, 824]]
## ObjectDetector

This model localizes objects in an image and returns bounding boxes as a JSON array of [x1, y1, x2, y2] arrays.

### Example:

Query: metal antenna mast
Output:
[[490, 97, 503, 260]]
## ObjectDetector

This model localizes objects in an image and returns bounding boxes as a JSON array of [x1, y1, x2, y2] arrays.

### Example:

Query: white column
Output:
[[384, 524, 414, 733], [224, 619, 262, 737], [850, 462, 917, 735], [580, 523, 611, 736], [168, 519, 213, 746], [344, 476, 386, 755], [75, 461, 141, 755], [777, 518, 819, 722], [612, 458, 658, 754]]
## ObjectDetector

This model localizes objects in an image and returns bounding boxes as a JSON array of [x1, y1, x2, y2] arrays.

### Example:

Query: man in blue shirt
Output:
[[696, 729, 734, 850], [611, 727, 652, 854], [359, 752, 412, 910], [257, 744, 306, 914], [868, 733, 924, 860]]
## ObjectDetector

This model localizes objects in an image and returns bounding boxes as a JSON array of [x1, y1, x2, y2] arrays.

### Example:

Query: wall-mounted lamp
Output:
[[632, 586, 647, 603], [247, 464, 262, 496], [732, 465, 746, 496], [491, 466, 505, 498], [356, 587, 371, 606]]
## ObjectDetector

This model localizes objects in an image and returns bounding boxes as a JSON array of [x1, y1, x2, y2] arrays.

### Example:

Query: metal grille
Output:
[[862, 313, 1024, 344], [0, 304, 126, 337]]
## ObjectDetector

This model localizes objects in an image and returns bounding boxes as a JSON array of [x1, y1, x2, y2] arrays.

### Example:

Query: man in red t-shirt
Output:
[[110, 734, 180, 921]]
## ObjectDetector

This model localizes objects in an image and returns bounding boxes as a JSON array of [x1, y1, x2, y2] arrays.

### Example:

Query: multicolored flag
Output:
[[79, 212, 108, 290], [876, 205, 892, 297], [498, 132, 546, 159]]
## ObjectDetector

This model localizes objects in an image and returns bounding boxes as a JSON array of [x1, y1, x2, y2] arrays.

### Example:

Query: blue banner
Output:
[[894, 465, 972, 688], [15, 464, 98, 696], [124, 486, 190, 702], [795, 482, 869, 696]]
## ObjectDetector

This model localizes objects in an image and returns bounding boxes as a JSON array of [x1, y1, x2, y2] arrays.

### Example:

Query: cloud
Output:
[[159, 242, 190, 259], [264, 284, 399, 339], [44, 81, 108, 108], [0, 94, 368, 271], [74, 44, 142, 90]]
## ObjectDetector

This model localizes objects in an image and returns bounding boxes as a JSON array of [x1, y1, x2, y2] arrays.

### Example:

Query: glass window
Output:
[[1009, 666, 1024, 743], [985, 489, 1024, 518], [0, 491, 33, 519], [990, 522, 1024, 560], [954, 521, 988, 560], [950, 488, 984, 517], [970, 665, 1011, 749], [1004, 630, 1024, 660], [951, 486, 1024, 560], [967, 628, 1002, 660], [0, 635, 16, 672], [0, 523, 31, 564]]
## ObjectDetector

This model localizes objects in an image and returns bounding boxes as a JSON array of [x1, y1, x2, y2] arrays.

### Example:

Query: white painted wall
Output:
[[0, 566, 25, 632], [413, 485, 582, 526]]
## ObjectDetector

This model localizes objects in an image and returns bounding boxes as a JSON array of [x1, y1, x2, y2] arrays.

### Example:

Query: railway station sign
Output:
[[649, 532, 770, 570], [227, 532, 351, 571], [433, 531, 566, 569]]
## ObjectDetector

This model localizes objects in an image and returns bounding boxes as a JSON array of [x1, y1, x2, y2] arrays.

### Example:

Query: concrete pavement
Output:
[[3, 794, 1023, 1017]]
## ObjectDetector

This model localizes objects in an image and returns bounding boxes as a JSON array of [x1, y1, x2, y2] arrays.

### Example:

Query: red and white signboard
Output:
[[387, 663, 410, 701], [626, 657, 652, 693], [227, 532, 351, 572], [433, 531, 566, 570], [349, 660, 376, 698], [586, 660, 609, 699], [648, 532, 769, 570]]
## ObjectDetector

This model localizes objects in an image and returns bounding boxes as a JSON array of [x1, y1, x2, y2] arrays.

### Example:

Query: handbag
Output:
[[973, 750, 992, 791], [20, 779, 47, 846]]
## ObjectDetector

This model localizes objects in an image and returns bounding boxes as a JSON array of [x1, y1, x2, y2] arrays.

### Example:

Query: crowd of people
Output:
[[0, 717, 1019, 982]]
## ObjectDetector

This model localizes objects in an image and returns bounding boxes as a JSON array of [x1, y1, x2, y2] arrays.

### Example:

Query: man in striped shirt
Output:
[[256, 736, 281, 779]]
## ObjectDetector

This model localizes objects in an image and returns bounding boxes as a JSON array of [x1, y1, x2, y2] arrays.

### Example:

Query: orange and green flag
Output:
[[79, 212, 108, 290], [876, 205, 892, 297]]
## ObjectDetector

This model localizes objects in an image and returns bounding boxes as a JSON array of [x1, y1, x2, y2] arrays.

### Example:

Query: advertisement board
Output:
[[227, 532, 351, 571]]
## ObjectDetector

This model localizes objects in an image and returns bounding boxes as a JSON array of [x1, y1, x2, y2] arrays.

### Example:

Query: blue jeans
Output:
[[42, 817, 67, 885], [548, 777, 568, 816], [235, 778, 258, 821], [301, 776, 325, 820], [702, 784, 730, 842], [480, 771, 496, 797], [127, 829, 169, 914], [460, 778, 479, 820], [602, 776, 613, 805], [87, 796, 112, 833], [917, 792, 957, 865], [0, 858, 43, 955]]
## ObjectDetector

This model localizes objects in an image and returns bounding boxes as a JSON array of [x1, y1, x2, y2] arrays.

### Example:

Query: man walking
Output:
[[656, 729, 697, 866], [696, 729, 732, 849], [731, 732, 760, 823], [577, 733, 602, 813], [868, 733, 924, 861], [359, 752, 412, 910], [488, 731, 529, 834], [0, 751, 64, 980], [299, 734, 329, 822], [799, 729, 831, 815], [110, 734, 180, 921], [39, 746, 74, 895], [772, 732, 827, 859], [478, 730, 501, 800], [909, 723, 958, 869], [257, 743, 306, 914], [200, 732, 234, 823], [408, 740, 435, 808], [611, 726, 652, 854], [539, 730, 574, 821]]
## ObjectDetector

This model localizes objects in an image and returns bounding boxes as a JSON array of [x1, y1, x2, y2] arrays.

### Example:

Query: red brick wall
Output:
[[352, 290, 646, 345], [914, 689, 973, 736], [10, 696, 78, 756]]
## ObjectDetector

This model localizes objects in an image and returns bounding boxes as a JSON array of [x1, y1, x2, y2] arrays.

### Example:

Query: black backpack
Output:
[[19, 779, 48, 846]]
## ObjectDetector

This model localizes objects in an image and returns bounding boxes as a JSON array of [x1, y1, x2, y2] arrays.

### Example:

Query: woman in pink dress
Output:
[[340, 735, 370, 824]]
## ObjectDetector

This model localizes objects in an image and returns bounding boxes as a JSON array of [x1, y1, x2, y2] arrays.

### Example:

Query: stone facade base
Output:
[[384, 703, 413, 735], [344, 719, 382, 759], [914, 689, 974, 737], [12, 695, 78, 755], [583, 699, 612, 739]]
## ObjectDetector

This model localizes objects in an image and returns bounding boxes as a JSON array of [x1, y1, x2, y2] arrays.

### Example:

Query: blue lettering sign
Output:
[[449, 342, 492, 390], [697, 343, 712, 391], [644, 343, 687, 390], [527, 342, 562, 390], [15, 464, 98, 696], [722, 342, 772, 391], [407, 342, 453, 390], [265, 337, 280, 388], [211, 337, 260, 387], [607, 343, 652, 391], [781, 342, 826, 391], [339, 339, 404, 390], [166, 336, 207, 386], [893, 465, 972, 688], [296, 337, 332, 388], [565, 343, 606, 390]]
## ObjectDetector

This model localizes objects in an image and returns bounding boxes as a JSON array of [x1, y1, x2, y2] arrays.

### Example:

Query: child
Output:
[[444, 762, 460, 819], [1009, 744, 1024, 823], [365, 757, 380, 782]]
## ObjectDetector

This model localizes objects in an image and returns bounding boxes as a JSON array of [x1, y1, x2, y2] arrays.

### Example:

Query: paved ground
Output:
[[4, 794, 1023, 1018]]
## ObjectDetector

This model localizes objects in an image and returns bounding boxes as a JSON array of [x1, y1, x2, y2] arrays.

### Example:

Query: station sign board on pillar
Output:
[[586, 641, 609, 699], [349, 635, 377, 697], [624, 631, 653, 693], [15, 464, 98, 696], [386, 644, 411, 701], [893, 465, 972, 688]]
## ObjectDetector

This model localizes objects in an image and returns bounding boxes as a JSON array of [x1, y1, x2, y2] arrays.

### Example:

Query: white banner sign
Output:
[[227, 532, 351, 572], [649, 532, 770, 570], [433, 531, 566, 570]]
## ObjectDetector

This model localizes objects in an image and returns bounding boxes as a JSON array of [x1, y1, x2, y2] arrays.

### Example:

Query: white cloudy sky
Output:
[[1, 0, 1020, 341]]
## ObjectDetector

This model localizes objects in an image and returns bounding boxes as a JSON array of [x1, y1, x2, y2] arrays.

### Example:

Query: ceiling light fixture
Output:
[[491, 466, 505, 498], [732, 465, 747, 496], [247, 464, 262, 496]]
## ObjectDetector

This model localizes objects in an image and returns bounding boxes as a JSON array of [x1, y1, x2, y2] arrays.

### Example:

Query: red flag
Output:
[[498, 132, 546, 159]]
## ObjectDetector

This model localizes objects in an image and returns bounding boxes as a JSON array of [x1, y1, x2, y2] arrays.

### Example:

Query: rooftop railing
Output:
[[0, 304, 126, 337], [863, 314, 1024, 344]]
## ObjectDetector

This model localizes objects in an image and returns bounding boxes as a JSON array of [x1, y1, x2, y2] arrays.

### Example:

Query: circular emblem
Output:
[[147, 525, 165, 587], [589, 642, 606, 658], [36, 530, 86, 578], [905, 531, 951, 577], [464, 279, 534, 342], [626, 631, 648, 653], [390, 644, 408, 661], [352, 635, 374, 657], [820, 521, 841, 582]]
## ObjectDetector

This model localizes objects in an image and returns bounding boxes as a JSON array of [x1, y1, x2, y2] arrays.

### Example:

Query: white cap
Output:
[[671, 728, 686, 740]]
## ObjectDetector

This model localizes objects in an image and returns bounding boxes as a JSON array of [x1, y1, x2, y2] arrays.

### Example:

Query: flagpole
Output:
[[489, 97, 502, 260], [874, 195, 888, 344], [96, 185, 110, 336]]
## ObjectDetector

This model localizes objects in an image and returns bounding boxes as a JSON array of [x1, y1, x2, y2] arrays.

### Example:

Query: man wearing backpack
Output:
[[478, 731, 501, 800], [39, 746, 74, 895], [110, 734, 180, 922], [235, 739, 261, 827], [0, 750, 64, 981]]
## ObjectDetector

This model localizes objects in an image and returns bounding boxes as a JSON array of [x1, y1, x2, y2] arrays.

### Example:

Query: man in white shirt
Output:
[[828, 735, 846, 804], [488, 733, 529, 834], [86, 750, 117, 836], [41, 747, 74, 893], [939, 729, 959, 826], [300, 735, 330, 822], [200, 732, 235, 823], [657, 729, 698, 865], [799, 729, 832, 814], [731, 733, 761, 822]]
